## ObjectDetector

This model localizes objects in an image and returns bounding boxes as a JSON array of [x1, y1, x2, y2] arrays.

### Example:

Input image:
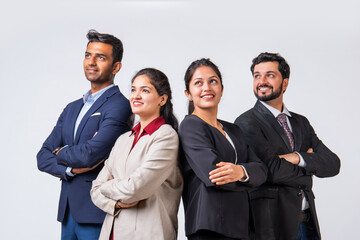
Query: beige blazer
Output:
[[91, 124, 183, 240]]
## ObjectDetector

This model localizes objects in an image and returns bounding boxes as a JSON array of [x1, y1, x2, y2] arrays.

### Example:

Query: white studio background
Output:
[[1, 0, 359, 239]]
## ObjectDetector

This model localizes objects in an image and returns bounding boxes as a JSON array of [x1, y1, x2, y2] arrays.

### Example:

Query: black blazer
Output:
[[179, 115, 267, 239], [235, 101, 341, 240]]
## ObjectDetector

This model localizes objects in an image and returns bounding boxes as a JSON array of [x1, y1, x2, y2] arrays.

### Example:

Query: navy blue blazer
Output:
[[37, 86, 131, 224]]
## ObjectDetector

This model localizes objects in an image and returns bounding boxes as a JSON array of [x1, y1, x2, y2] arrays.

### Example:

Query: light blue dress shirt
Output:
[[66, 84, 115, 177]]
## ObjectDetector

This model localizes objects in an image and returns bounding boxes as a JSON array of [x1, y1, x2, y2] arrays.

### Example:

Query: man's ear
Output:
[[112, 62, 122, 75], [282, 78, 289, 93]]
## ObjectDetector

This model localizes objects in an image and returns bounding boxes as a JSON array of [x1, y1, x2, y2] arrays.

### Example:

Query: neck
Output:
[[139, 114, 160, 133], [90, 81, 113, 94], [193, 107, 218, 127], [264, 96, 283, 112]]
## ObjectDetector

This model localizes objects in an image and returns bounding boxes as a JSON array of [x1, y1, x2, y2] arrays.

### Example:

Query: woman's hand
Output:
[[115, 201, 139, 209], [209, 162, 246, 185]]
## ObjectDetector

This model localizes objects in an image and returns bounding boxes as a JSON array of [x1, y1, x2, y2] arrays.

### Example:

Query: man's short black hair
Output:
[[251, 52, 290, 79], [86, 29, 124, 63]]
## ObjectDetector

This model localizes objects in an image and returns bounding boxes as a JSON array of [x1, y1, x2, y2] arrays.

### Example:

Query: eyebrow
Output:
[[85, 52, 107, 58], [193, 75, 218, 81], [131, 86, 153, 90], [254, 71, 277, 74]]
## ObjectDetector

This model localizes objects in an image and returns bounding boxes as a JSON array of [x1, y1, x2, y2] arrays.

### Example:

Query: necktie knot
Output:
[[276, 113, 287, 125]]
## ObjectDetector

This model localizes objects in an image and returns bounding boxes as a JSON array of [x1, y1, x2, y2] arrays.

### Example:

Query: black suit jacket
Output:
[[235, 101, 340, 240], [179, 115, 267, 239]]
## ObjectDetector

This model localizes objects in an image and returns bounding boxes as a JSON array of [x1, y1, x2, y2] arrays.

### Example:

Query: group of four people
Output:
[[37, 30, 340, 240]]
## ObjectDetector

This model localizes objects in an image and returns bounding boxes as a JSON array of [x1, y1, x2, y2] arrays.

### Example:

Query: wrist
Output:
[[294, 152, 301, 165], [237, 165, 245, 181], [115, 201, 122, 209], [52, 147, 61, 154], [238, 165, 250, 182], [66, 167, 76, 177]]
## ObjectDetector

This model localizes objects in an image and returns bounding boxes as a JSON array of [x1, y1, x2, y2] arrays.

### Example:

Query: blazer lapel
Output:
[[66, 99, 83, 145], [121, 133, 135, 176], [253, 101, 293, 152], [288, 114, 302, 151], [74, 86, 119, 143], [221, 123, 238, 164]]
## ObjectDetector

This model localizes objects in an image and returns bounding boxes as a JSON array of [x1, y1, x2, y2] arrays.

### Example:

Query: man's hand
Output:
[[306, 148, 314, 153], [71, 160, 105, 174], [115, 201, 139, 209], [279, 148, 314, 165], [54, 146, 65, 155], [278, 153, 300, 165], [209, 162, 246, 185]]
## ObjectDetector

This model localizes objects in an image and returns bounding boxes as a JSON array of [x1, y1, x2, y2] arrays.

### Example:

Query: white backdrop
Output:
[[1, 0, 359, 239]]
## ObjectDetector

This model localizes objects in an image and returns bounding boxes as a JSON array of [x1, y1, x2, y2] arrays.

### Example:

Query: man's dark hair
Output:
[[86, 29, 123, 63], [250, 52, 290, 79]]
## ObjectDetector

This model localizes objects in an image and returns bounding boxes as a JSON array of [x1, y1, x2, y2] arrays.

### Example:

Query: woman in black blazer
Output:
[[179, 58, 267, 240]]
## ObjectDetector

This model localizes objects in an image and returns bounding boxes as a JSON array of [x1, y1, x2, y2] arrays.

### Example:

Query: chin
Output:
[[131, 109, 144, 115], [86, 78, 99, 82]]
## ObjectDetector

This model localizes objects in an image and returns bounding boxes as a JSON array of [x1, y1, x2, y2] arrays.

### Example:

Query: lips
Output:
[[86, 68, 98, 73], [257, 84, 272, 92], [201, 94, 215, 100], [132, 101, 143, 106]]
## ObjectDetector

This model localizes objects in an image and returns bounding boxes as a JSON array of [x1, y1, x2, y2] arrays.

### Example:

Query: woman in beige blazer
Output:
[[90, 68, 183, 240]]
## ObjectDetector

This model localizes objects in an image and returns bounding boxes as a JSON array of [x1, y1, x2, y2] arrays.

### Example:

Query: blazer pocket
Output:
[[249, 187, 278, 200], [91, 112, 101, 117]]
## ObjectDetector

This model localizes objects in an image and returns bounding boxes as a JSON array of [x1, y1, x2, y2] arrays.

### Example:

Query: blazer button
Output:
[[297, 192, 302, 197]]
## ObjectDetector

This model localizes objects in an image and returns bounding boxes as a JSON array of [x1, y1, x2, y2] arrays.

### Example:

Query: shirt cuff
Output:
[[295, 152, 307, 167], [239, 165, 250, 182], [66, 167, 76, 177], [52, 145, 69, 154]]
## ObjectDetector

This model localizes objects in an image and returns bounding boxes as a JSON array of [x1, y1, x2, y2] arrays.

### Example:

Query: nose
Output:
[[257, 75, 266, 84], [203, 81, 211, 91], [132, 90, 141, 99], [87, 56, 96, 66]]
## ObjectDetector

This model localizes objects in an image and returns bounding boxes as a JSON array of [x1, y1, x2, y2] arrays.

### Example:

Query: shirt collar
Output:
[[130, 116, 166, 136], [82, 84, 114, 104], [259, 100, 292, 118]]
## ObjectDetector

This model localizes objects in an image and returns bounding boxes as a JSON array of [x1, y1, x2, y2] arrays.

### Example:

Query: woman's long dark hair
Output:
[[184, 58, 223, 115], [131, 68, 178, 130]]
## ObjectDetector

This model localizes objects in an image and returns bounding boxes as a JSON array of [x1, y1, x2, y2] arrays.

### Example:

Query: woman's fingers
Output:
[[209, 162, 244, 184]]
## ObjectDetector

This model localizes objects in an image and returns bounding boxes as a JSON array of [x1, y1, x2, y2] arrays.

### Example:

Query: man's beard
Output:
[[254, 82, 283, 102]]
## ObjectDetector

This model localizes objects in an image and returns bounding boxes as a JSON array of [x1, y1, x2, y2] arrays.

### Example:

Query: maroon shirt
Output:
[[130, 116, 166, 150]]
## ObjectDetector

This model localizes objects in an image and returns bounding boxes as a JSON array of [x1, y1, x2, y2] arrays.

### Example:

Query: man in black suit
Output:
[[234, 52, 340, 240]]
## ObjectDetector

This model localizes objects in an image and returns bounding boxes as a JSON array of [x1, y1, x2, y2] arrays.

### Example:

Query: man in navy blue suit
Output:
[[37, 30, 132, 239]]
